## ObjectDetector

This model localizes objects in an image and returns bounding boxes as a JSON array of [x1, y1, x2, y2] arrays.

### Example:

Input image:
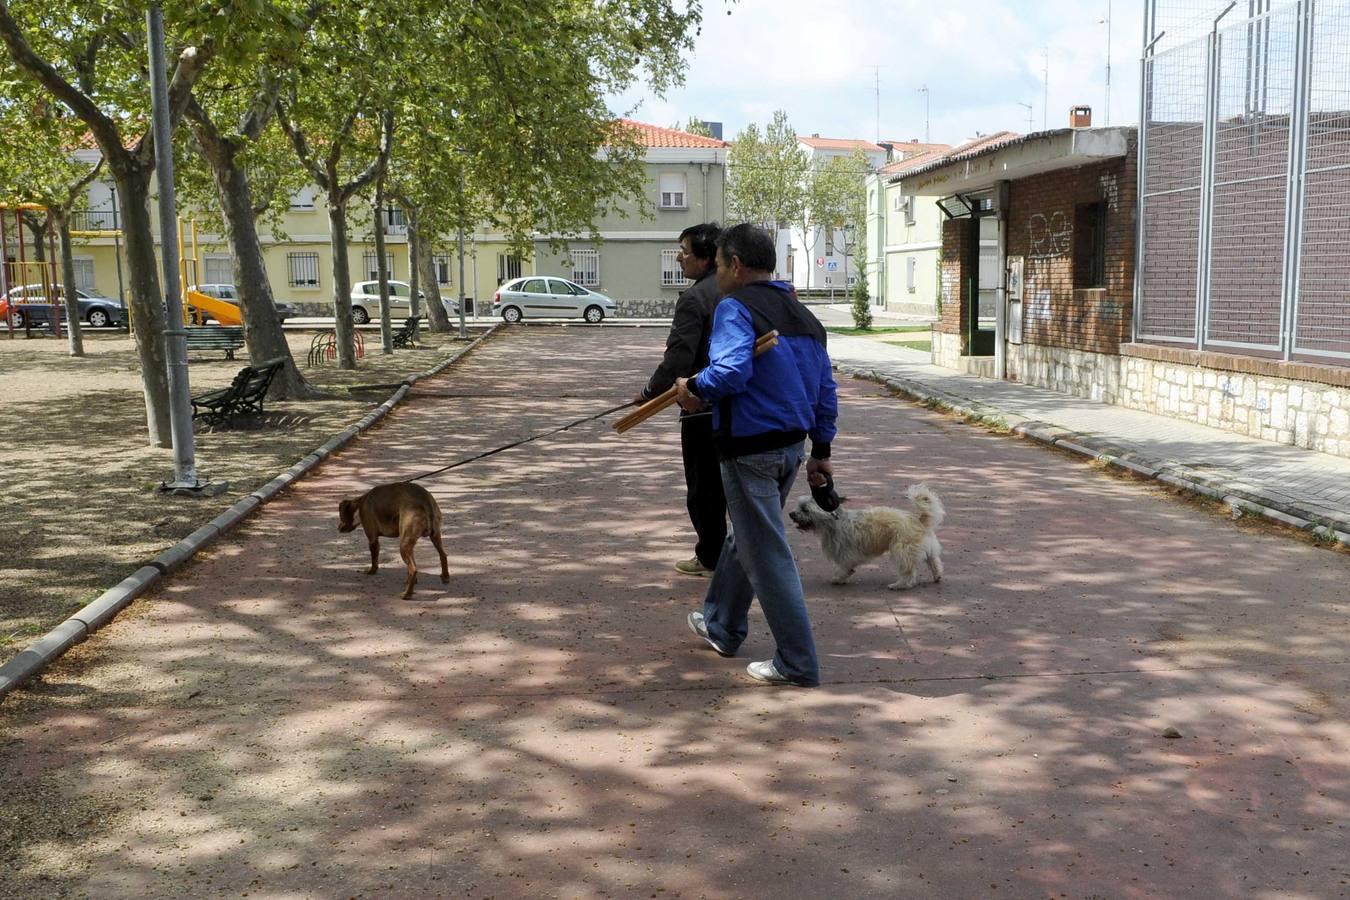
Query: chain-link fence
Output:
[[1137, 0, 1350, 365]]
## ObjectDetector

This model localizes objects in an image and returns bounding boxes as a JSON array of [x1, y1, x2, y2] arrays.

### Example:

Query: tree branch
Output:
[[0, 0, 127, 165], [338, 109, 394, 202], [276, 94, 330, 189]]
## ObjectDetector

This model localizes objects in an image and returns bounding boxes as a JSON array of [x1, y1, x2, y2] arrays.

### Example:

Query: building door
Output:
[[966, 211, 999, 356]]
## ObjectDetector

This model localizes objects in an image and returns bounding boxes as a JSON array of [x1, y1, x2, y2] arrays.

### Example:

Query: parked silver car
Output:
[[491, 277, 617, 324], [350, 280, 458, 325], [4, 284, 127, 328]]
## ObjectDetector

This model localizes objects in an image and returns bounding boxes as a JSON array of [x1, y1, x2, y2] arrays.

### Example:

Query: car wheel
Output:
[[583, 305, 604, 324], [88, 309, 110, 328], [9, 309, 24, 329], [352, 306, 370, 325], [502, 306, 522, 324]]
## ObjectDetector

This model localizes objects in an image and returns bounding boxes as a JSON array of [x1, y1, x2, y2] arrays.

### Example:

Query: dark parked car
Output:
[[193, 283, 297, 323], [3, 283, 127, 328]]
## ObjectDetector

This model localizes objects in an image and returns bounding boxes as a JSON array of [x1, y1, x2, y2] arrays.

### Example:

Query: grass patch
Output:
[[825, 325, 931, 336]]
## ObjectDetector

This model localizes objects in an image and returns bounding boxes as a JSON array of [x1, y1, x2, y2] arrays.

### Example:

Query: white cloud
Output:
[[610, 0, 1144, 142]]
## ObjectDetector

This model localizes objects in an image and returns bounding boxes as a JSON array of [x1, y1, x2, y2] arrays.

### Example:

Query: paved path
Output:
[[2, 327, 1349, 898], [826, 333, 1350, 539]]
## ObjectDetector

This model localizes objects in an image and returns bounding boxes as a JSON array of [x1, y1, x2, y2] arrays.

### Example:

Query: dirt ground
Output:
[[0, 326, 486, 650]]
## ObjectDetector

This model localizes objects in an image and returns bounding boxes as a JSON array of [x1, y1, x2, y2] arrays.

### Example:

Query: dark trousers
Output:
[[681, 414, 728, 569]]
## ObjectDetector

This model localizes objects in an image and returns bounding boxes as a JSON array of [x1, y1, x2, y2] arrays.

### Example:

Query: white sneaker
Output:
[[687, 611, 734, 657], [746, 659, 801, 686]]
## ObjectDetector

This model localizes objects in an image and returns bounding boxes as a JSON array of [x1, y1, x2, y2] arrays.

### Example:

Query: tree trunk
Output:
[[52, 211, 85, 356], [209, 146, 317, 397], [420, 231, 450, 333], [406, 208, 421, 342], [373, 183, 393, 354], [327, 198, 357, 369], [112, 163, 173, 446]]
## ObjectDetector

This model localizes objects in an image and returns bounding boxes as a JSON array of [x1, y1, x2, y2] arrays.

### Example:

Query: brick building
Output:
[[900, 126, 1137, 397]]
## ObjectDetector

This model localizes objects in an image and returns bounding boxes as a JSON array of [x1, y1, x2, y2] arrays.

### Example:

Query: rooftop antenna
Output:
[[918, 84, 930, 143], [1042, 48, 1050, 131], [1099, 0, 1113, 125], [871, 65, 881, 144], [1018, 102, 1034, 133]]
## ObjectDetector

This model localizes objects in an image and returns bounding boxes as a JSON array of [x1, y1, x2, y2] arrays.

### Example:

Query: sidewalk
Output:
[[827, 333, 1350, 545]]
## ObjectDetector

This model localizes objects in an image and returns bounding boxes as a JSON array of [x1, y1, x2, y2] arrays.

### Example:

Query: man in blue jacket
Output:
[[674, 223, 838, 687]]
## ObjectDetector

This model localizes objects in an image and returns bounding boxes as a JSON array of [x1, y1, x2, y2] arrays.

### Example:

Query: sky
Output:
[[607, 0, 1146, 147]]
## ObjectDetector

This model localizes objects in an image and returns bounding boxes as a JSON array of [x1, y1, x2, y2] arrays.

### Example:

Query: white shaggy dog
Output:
[[788, 484, 945, 590]]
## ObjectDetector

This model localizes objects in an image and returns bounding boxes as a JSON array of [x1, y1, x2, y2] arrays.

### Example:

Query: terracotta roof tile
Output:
[[796, 135, 884, 153], [882, 132, 1022, 181], [617, 119, 727, 149]]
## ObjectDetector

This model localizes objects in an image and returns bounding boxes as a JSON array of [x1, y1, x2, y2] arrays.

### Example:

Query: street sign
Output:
[[816, 256, 825, 267], [825, 260, 840, 272]]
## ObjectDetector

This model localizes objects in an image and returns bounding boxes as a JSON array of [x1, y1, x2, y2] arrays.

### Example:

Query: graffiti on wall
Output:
[[1027, 212, 1073, 259]]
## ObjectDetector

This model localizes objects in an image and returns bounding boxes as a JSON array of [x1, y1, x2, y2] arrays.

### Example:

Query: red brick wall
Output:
[[938, 217, 968, 341], [1008, 143, 1137, 356]]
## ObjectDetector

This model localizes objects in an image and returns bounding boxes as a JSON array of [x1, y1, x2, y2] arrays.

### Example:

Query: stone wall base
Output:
[[934, 331, 962, 370], [1004, 342, 1350, 459]]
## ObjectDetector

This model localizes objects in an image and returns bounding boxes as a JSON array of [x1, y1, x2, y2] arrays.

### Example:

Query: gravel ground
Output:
[[0, 327, 487, 650]]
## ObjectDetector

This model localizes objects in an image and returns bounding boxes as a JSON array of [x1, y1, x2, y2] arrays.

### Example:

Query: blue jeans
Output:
[[702, 442, 820, 686]]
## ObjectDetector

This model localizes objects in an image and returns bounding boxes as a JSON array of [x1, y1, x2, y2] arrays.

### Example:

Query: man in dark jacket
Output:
[[674, 223, 838, 687], [634, 223, 727, 577]]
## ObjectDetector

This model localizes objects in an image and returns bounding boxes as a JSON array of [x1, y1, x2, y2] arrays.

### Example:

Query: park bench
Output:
[[185, 325, 246, 360], [190, 357, 286, 427], [391, 315, 421, 349]]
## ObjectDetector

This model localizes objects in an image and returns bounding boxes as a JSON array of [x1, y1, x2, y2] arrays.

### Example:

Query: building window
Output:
[[825, 231, 835, 257], [363, 251, 394, 281], [661, 249, 688, 287], [497, 253, 523, 284], [903, 196, 916, 226], [570, 249, 600, 287], [204, 256, 233, 285], [1074, 203, 1108, 289], [288, 251, 320, 288], [289, 186, 316, 210], [892, 194, 903, 211], [434, 253, 453, 287], [72, 258, 96, 292], [906, 256, 917, 293], [382, 206, 407, 235], [659, 173, 687, 209]]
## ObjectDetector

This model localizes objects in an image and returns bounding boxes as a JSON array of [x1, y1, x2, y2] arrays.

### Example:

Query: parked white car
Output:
[[491, 277, 617, 323], [349, 280, 458, 324]]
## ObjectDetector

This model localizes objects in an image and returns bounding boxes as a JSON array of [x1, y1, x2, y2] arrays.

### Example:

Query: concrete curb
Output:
[[0, 325, 500, 702], [839, 363, 1350, 552]]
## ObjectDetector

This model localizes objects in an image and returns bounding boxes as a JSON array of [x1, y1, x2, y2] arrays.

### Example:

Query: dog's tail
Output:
[[906, 483, 945, 529]]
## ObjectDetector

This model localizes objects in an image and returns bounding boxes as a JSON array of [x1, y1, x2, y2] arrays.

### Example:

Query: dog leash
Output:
[[401, 400, 638, 483]]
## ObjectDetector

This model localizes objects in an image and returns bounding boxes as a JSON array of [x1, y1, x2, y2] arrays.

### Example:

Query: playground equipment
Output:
[[307, 328, 365, 367], [177, 218, 243, 326], [1, 203, 64, 338]]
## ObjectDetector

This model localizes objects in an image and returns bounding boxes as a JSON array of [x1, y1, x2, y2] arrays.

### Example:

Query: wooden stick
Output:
[[614, 331, 779, 435]]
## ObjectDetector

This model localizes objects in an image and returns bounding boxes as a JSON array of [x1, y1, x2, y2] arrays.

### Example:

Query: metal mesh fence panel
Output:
[[1205, 6, 1297, 351], [1295, 0, 1350, 361], [1140, 40, 1207, 341]]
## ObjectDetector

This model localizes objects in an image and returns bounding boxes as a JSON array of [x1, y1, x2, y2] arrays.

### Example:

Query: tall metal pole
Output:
[[147, 2, 202, 491], [1043, 49, 1050, 131], [456, 163, 467, 340], [111, 183, 127, 330], [1105, 0, 1113, 125]]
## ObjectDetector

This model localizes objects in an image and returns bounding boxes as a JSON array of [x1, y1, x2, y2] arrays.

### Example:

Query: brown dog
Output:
[[338, 482, 449, 600]]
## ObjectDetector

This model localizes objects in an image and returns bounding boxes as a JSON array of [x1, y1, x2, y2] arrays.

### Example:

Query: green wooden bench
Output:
[[190, 357, 286, 427], [185, 325, 246, 360]]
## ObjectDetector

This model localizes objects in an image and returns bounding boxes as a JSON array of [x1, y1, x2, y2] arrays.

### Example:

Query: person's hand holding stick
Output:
[[614, 331, 778, 434]]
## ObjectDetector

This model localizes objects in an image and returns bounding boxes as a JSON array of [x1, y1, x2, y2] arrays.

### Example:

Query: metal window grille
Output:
[[497, 253, 522, 284], [363, 251, 394, 281], [204, 256, 233, 285], [434, 253, 453, 286], [661, 249, 688, 287], [571, 249, 600, 286], [73, 258, 95, 292], [287, 251, 319, 287], [71, 209, 116, 231]]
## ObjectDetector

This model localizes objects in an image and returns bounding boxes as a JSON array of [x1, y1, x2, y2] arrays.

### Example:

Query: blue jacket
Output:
[[689, 280, 838, 459]]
